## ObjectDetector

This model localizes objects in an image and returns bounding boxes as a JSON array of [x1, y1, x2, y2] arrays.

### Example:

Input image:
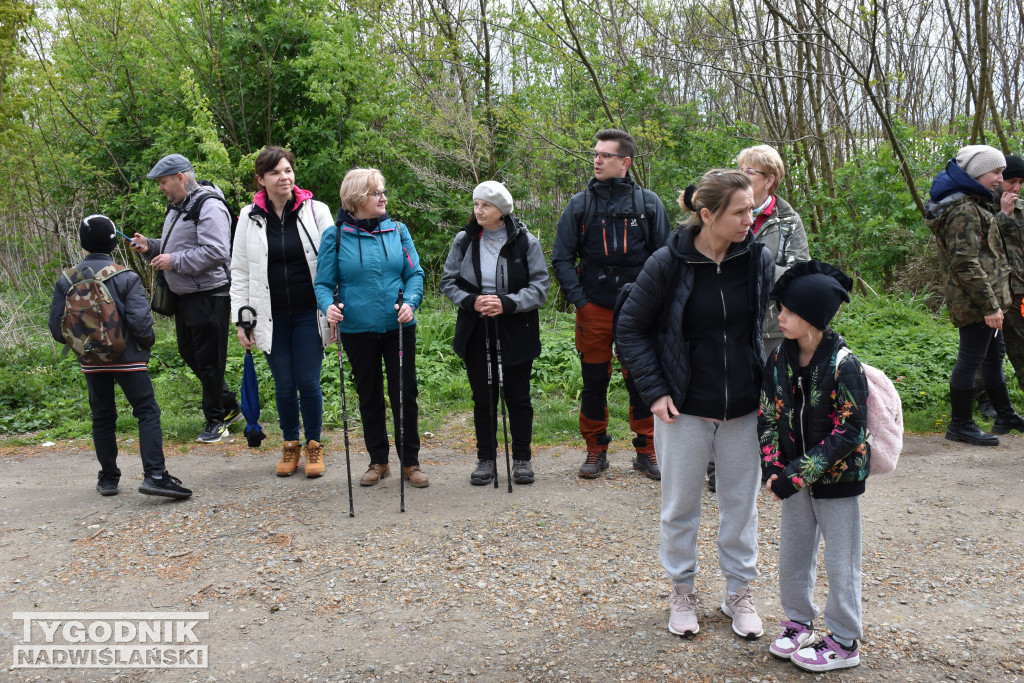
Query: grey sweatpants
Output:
[[656, 411, 760, 593], [779, 488, 863, 641]]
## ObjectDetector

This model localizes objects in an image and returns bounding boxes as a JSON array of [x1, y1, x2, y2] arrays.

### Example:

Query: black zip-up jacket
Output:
[[615, 225, 773, 418], [552, 174, 671, 309], [440, 216, 550, 366], [249, 197, 318, 316], [758, 331, 871, 499]]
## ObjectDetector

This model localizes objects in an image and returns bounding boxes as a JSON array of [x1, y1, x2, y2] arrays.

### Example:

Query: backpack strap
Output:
[[834, 347, 852, 381]]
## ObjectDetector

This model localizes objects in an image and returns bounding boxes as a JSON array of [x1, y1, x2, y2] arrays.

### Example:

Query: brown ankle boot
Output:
[[277, 441, 301, 477], [360, 463, 390, 486], [402, 465, 429, 488], [304, 440, 325, 478]]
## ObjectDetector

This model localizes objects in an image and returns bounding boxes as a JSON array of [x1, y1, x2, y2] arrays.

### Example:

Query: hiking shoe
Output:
[[992, 410, 1024, 435], [304, 440, 325, 478], [633, 452, 660, 480], [512, 459, 535, 484], [978, 400, 997, 419], [222, 407, 243, 425], [277, 441, 301, 477], [360, 463, 390, 486], [668, 583, 699, 636], [721, 587, 763, 639], [791, 635, 860, 672], [96, 472, 119, 496], [138, 472, 192, 499], [470, 460, 496, 486], [578, 451, 609, 478], [769, 620, 814, 659], [707, 471, 716, 492], [403, 465, 429, 488], [197, 420, 229, 443]]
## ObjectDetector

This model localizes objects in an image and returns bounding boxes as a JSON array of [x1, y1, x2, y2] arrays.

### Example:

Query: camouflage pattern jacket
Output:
[[758, 330, 870, 500], [926, 160, 1011, 328], [997, 196, 1024, 299]]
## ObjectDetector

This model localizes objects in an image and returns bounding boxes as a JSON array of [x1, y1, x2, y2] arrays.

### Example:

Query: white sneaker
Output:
[[721, 587, 764, 639], [668, 583, 699, 636]]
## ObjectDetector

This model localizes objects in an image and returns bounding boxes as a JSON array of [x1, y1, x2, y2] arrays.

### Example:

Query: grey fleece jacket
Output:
[[143, 186, 232, 294]]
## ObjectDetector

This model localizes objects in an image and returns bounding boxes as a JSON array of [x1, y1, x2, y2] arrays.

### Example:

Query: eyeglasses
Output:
[[372, 190, 387, 198], [740, 167, 768, 177], [591, 151, 628, 161]]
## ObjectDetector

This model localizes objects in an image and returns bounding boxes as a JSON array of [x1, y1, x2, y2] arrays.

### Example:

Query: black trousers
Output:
[[175, 288, 238, 422], [86, 371, 165, 478], [951, 322, 1005, 391], [463, 318, 534, 461], [341, 325, 420, 467]]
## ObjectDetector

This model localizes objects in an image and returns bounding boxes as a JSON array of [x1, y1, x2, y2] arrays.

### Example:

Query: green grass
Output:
[[3, 288, 1015, 445]]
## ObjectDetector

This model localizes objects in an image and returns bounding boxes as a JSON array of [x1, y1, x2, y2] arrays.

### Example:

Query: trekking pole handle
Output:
[[236, 306, 257, 343]]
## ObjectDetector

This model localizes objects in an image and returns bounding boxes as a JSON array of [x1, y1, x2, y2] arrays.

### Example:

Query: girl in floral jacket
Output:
[[758, 260, 870, 673]]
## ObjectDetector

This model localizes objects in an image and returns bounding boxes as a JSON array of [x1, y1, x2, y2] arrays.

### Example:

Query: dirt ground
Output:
[[0, 427, 1023, 682]]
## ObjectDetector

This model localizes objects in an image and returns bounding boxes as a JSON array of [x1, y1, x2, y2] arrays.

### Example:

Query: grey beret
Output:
[[956, 145, 1005, 179], [147, 153, 194, 179], [473, 180, 514, 216]]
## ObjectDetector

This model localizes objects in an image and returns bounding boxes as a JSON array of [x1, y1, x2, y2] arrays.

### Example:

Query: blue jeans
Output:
[[264, 308, 324, 443]]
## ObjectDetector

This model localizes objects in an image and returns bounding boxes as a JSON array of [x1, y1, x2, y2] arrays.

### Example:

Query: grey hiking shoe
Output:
[[578, 451, 609, 478], [470, 460, 496, 486], [512, 459, 535, 484]]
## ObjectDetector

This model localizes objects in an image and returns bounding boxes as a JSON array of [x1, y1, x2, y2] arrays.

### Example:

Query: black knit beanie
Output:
[[1004, 155, 1024, 181], [770, 260, 853, 331], [79, 214, 118, 254]]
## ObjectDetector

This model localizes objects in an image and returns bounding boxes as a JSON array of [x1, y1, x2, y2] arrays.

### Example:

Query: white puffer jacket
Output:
[[230, 188, 334, 353]]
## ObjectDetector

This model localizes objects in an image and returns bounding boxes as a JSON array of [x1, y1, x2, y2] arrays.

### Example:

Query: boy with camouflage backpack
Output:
[[48, 215, 192, 499]]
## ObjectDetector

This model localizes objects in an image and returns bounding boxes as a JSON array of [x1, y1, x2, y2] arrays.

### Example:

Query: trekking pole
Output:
[[396, 289, 406, 513], [493, 317, 513, 493], [483, 316, 498, 489], [333, 294, 355, 518]]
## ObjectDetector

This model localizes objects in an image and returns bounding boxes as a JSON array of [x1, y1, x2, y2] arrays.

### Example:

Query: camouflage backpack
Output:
[[60, 264, 128, 364]]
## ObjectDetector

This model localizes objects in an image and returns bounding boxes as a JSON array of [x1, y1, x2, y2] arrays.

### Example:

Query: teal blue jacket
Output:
[[314, 213, 425, 334]]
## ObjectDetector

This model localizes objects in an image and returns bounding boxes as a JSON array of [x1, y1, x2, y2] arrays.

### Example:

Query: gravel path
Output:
[[0, 430, 1022, 681]]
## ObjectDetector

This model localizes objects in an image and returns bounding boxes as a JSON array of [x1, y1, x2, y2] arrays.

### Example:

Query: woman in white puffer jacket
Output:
[[230, 146, 334, 478]]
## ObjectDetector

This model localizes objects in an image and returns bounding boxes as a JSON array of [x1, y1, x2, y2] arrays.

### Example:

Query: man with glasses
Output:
[[553, 128, 670, 480]]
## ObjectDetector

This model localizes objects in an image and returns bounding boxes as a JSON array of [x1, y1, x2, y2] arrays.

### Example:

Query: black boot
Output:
[[985, 383, 1024, 435], [946, 386, 999, 446]]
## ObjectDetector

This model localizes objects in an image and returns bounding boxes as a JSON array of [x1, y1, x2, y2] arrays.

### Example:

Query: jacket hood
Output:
[[252, 186, 313, 213], [336, 209, 392, 231], [584, 174, 641, 201], [462, 215, 528, 242], [670, 224, 754, 262], [929, 159, 994, 204]]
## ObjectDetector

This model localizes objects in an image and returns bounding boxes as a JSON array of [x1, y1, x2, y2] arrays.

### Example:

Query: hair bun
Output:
[[682, 185, 698, 211]]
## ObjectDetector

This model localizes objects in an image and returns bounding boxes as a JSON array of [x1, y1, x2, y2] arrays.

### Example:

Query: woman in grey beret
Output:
[[440, 181, 550, 486]]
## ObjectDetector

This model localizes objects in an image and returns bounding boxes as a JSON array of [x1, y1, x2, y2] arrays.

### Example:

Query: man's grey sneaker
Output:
[[721, 587, 763, 639], [791, 635, 860, 672], [668, 583, 699, 636], [512, 459, 535, 484], [96, 472, 119, 496], [470, 459, 496, 486], [222, 407, 243, 425], [769, 620, 814, 659], [197, 420, 229, 443], [632, 452, 660, 480], [138, 472, 192, 499], [578, 451, 609, 479]]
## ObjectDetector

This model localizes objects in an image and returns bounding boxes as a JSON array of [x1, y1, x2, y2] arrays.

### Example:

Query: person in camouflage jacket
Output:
[[926, 145, 1024, 446], [995, 155, 1024, 392]]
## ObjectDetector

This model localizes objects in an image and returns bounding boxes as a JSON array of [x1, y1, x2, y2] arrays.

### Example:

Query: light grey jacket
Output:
[[756, 195, 810, 340], [144, 186, 232, 294]]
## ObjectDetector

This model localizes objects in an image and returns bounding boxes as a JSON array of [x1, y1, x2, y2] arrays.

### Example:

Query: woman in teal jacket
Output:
[[314, 168, 428, 488]]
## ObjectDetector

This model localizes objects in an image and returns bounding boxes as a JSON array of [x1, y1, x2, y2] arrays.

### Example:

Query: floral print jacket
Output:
[[758, 330, 871, 500]]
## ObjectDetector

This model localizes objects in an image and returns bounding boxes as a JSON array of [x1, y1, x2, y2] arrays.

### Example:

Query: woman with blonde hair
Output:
[[616, 169, 774, 640], [314, 169, 428, 488]]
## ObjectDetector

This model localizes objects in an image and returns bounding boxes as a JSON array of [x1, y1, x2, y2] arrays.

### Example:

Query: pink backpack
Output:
[[835, 348, 903, 475]]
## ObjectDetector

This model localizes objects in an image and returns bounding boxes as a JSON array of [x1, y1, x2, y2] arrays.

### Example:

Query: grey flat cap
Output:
[[147, 153, 194, 179]]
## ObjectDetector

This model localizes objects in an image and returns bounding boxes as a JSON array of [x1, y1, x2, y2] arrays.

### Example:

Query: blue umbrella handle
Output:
[[236, 305, 257, 343]]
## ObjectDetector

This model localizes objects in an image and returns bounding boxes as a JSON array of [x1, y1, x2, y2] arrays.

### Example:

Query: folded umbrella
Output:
[[237, 306, 266, 448]]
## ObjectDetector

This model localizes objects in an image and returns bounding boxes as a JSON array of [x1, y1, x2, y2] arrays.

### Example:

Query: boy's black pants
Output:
[[86, 371, 165, 478]]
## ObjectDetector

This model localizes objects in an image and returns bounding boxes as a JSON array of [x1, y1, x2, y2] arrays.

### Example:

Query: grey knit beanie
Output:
[[472, 181, 514, 216], [956, 145, 1006, 179]]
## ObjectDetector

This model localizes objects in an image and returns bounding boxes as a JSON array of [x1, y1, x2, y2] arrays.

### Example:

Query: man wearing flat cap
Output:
[[132, 153, 241, 443]]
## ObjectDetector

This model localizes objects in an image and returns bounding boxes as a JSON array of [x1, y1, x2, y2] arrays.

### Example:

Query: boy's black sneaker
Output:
[[222, 407, 243, 425], [197, 420, 229, 443], [138, 472, 192, 499], [96, 472, 119, 496]]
